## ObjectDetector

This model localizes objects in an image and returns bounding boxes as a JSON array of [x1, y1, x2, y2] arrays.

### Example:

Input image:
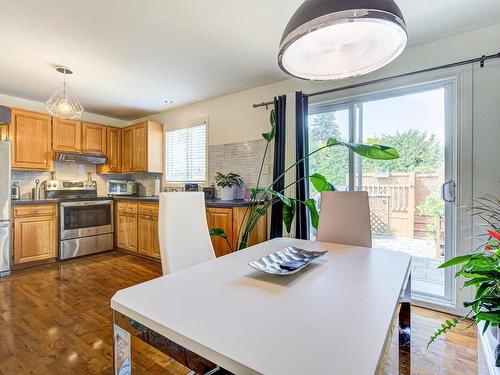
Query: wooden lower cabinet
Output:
[[138, 214, 160, 258], [115, 201, 268, 261], [116, 211, 138, 253], [207, 206, 267, 257], [116, 201, 159, 259], [206, 208, 233, 257], [12, 204, 58, 265]]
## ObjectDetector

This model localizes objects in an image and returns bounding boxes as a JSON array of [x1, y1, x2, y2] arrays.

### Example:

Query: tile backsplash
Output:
[[208, 139, 272, 198], [11, 138, 272, 199]]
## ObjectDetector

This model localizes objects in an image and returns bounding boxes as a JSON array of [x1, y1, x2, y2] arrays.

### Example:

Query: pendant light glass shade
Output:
[[278, 0, 407, 80], [46, 66, 84, 119]]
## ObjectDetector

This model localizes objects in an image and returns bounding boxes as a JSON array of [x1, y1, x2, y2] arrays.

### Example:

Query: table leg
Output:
[[113, 310, 134, 375], [398, 275, 411, 375], [112, 309, 232, 374]]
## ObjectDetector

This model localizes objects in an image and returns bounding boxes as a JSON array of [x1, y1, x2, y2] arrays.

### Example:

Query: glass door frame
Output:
[[309, 79, 458, 309]]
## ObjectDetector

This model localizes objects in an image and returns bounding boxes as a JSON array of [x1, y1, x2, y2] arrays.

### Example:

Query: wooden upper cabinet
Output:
[[133, 122, 148, 172], [11, 109, 53, 170], [52, 118, 81, 153], [121, 127, 134, 173], [82, 122, 106, 155], [130, 121, 163, 173], [97, 126, 121, 174]]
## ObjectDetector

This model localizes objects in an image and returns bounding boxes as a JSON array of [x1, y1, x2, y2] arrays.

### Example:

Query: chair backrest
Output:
[[316, 191, 372, 248], [158, 192, 215, 274]]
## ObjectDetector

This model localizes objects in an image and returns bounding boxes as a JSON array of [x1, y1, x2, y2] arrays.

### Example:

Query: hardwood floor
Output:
[[0, 251, 489, 374]]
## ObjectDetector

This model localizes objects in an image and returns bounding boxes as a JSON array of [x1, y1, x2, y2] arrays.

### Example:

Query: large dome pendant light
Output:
[[46, 66, 84, 119], [278, 0, 408, 80]]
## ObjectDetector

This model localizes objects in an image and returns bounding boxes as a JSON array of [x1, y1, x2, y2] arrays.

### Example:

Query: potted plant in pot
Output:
[[214, 172, 243, 201], [428, 195, 500, 367]]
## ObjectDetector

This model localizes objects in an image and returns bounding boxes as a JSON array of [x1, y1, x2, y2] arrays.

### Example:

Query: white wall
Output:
[[0, 93, 128, 127], [141, 23, 500, 159]]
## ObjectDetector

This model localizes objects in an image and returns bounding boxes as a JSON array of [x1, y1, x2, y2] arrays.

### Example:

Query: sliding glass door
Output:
[[308, 81, 455, 305]]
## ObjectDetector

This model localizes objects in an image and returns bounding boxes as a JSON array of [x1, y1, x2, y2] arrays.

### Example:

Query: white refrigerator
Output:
[[0, 141, 11, 276]]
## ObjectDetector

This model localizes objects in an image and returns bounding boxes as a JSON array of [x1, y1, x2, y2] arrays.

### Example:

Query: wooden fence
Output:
[[352, 172, 444, 241]]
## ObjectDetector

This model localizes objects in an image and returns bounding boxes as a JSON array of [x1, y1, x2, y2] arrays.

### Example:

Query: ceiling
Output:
[[1, 0, 500, 120]]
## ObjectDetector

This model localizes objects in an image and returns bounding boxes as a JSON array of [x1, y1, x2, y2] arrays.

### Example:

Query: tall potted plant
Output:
[[427, 195, 500, 367], [214, 172, 243, 201], [209, 110, 400, 250]]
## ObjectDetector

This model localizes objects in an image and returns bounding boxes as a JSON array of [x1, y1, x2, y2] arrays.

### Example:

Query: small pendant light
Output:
[[278, 0, 407, 80], [46, 66, 84, 119]]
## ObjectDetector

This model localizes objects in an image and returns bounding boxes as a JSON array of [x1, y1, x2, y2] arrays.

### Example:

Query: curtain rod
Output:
[[252, 52, 500, 109]]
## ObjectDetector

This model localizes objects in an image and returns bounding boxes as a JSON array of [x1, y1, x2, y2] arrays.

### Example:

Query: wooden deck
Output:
[[0, 251, 488, 374]]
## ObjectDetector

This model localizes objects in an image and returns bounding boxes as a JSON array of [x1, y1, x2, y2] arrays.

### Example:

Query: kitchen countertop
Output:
[[12, 196, 261, 207], [12, 198, 61, 205]]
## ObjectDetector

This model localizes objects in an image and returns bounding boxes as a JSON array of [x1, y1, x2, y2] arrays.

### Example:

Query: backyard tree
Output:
[[309, 113, 444, 185]]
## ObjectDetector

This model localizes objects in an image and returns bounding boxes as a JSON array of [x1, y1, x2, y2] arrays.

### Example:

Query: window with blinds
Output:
[[165, 123, 207, 182]]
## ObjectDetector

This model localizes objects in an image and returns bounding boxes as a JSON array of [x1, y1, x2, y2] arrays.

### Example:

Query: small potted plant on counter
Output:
[[214, 172, 243, 201]]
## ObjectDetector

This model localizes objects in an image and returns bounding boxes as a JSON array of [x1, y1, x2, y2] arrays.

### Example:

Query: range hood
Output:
[[55, 152, 107, 164]]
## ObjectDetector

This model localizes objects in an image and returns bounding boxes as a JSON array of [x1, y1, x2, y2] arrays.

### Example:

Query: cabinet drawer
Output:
[[139, 203, 158, 216], [116, 201, 138, 213], [13, 204, 57, 218]]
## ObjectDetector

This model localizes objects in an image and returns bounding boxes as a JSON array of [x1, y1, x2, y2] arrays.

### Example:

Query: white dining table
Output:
[[111, 238, 412, 375]]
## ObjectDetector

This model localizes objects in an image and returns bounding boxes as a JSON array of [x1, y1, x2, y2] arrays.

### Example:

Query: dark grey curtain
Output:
[[295, 92, 309, 239], [270, 95, 286, 238]]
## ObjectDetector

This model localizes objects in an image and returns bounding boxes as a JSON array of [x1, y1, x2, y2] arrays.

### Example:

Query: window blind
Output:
[[165, 123, 207, 182]]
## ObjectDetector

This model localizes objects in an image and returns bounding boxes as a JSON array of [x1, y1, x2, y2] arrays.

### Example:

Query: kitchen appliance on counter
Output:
[[11, 182, 20, 200], [185, 183, 199, 192], [106, 180, 137, 196], [46, 179, 114, 260], [0, 141, 11, 277]]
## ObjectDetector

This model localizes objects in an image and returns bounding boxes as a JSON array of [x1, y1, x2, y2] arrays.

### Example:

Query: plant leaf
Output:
[[427, 318, 461, 348], [438, 254, 476, 269], [305, 199, 319, 229], [326, 138, 399, 160], [282, 200, 296, 233], [209, 228, 227, 239], [310, 173, 336, 193], [262, 110, 276, 142], [252, 188, 291, 207], [476, 311, 500, 324]]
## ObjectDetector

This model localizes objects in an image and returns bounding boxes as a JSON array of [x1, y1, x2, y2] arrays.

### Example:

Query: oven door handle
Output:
[[60, 200, 114, 207]]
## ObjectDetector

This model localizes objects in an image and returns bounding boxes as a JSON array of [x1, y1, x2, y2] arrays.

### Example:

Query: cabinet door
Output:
[[232, 207, 267, 249], [133, 122, 148, 172], [206, 208, 233, 257], [138, 214, 160, 259], [52, 118, 81, 153], [117, 212, 138, 252], [107, 127, 121, 172], [13, 215, 57, 264], [96, 126, 121, 174], [11, 109, 52, 170], [82, 122, 106, 155], [121, 127, 134, 173]]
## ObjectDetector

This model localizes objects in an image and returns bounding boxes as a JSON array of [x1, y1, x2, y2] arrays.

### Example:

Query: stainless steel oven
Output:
[[59, 200, 114, 259], [60, 200, 113, 240]]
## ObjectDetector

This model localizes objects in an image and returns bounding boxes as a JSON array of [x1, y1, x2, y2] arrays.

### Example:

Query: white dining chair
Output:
[[316, 191, 372, 248], [158, 192, 215, 275]]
